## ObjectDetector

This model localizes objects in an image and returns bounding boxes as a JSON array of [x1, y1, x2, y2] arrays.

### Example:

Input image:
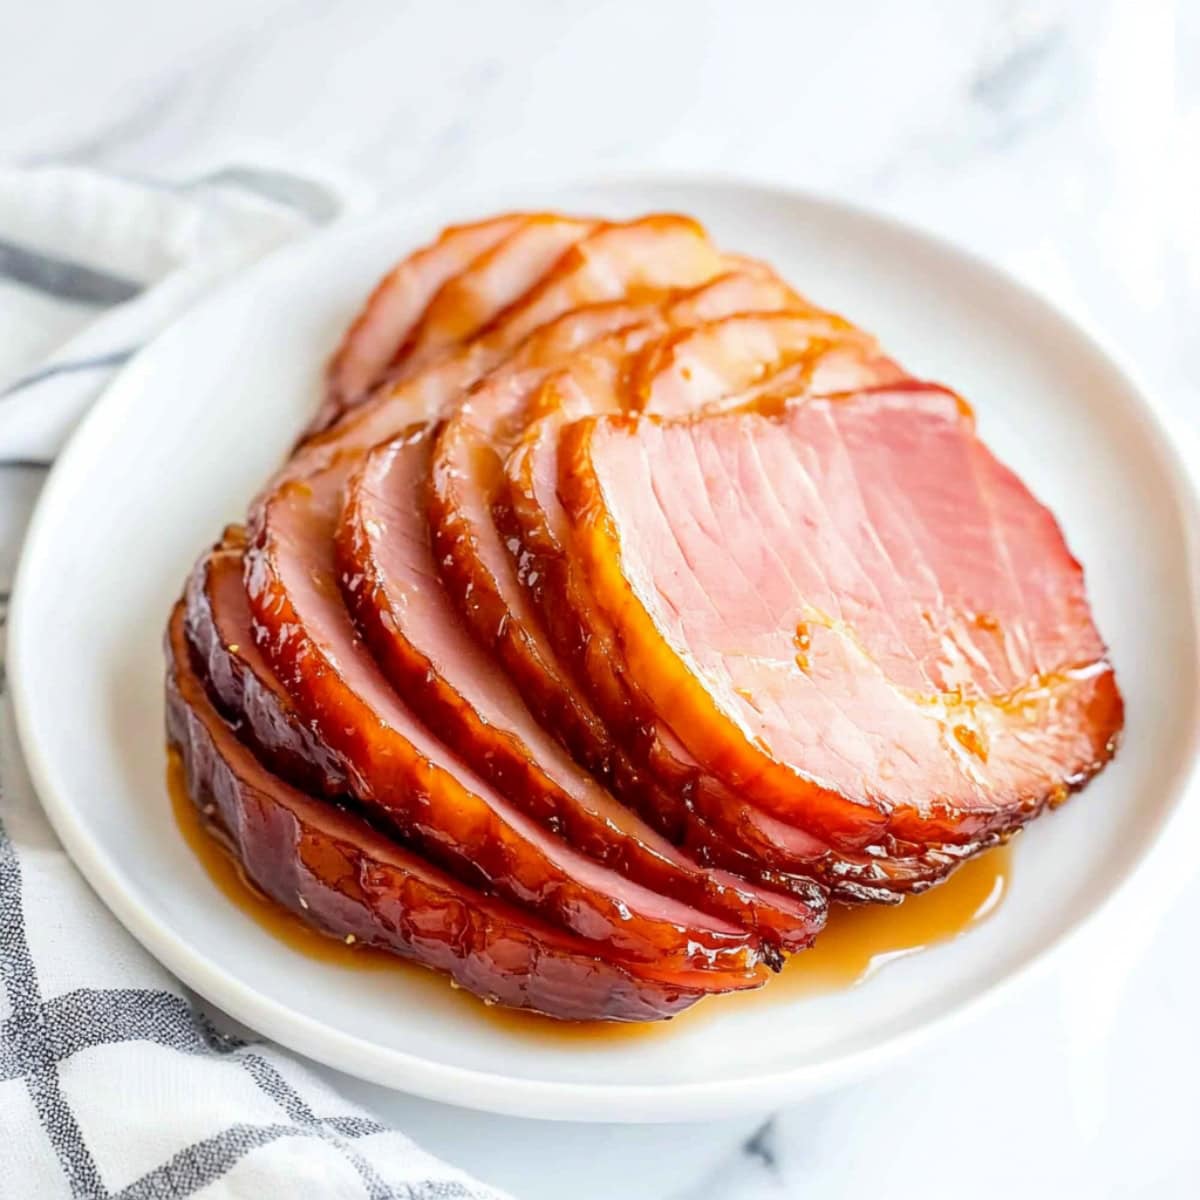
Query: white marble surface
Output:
[[3, 1, 1198, 1196]]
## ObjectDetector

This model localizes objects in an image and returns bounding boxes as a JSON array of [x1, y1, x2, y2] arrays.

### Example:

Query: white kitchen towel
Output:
[[0, 165, 510, 1200]]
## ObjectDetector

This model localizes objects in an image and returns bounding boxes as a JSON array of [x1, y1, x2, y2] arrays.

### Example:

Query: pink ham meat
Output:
[[244, 465, 766, 985], [337, 424, 826, 952], [319, 213, 525, 429], [393, 213, 600, 377], [166, 605, 708, 1021], [165, 206, 1126, 1021], [235, 228, 822, 952], [458, 306, 951, 897], [557, 384, 1124, 847], [272, 214, 729, 504], [263, 294, 849, 900], [428, 288, 813, 773], [428, 278, 869, 890], [498, 324, 971, 894], [502, 310, 903, 667]]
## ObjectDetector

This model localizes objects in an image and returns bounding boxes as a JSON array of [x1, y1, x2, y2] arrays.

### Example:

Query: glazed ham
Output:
[[167, 606, 709, 1021], [424, 279, 924, 897], [394, 214, 599, 376], [275, 215, 732, 500], [500, 351, 982, 895], [184, 529, 349, 798], [556, 385, 1123, 846], [319, 213, 523, 428], [428, 282, 812, 798], [245, 466, 765, 983], [167, 208, 1122, 1020], [338, 426, 825, 952]]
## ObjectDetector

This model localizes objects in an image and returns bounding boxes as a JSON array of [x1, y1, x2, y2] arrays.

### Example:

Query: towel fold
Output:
[[0, 163, 510, 1200]]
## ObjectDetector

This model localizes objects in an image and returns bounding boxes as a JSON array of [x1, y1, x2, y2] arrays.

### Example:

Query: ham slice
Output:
[[625, 310, 903, 416], [184, 528, 347, 797], [449, 304, 942, 895], [245, 465, 766, 983], [499, 323, 972, 889], [502, 311, 897, 670], [166, 605, 708, 1021], [428, 278, 877, 889], [475, 215, 725, 350], [337, 424, 826, 952], [319, 213, 524, 429], [429, 284, 808, 774], [273, 215, 729, 504], [277, 290, 849, 901], [392, 213, 599, 377], [557, 384, 1123, 845]]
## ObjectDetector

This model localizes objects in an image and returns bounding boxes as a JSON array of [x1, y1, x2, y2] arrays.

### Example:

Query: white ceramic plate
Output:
[[10, 178, 1200, 1122]]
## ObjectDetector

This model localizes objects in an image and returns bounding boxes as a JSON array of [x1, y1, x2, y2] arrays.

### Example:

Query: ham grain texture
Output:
[[557, 384, 1123, 847], [166, 604, 708, 1021], [244, 465, 766, 985]]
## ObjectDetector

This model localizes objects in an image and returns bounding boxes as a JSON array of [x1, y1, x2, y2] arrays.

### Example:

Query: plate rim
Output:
[[9, 170, 1200, 1122]]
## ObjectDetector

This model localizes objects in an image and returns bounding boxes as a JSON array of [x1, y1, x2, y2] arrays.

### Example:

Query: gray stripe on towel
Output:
[[192, 166, 343, 223], [0, 348, 135, 402], [0, 238, 143, 306]]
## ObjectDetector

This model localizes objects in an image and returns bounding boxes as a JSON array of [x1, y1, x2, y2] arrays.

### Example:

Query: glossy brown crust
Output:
[[183, 532, 816, 929], [166, 605, 709, 1021], [191, 466, 827, 934], [245, 467, 766, 983], [392, 214, 600, 378], [184, 528, 348, 797], [556, 390, 1123, 846], [336, 426, 825, 952], [317, 213, 525, 432]]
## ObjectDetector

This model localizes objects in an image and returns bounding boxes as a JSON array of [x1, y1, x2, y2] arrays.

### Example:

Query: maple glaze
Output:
[[170, 750, 1012, 1037], [770, 840, 1013, 998], [168, 750, 392, 971]]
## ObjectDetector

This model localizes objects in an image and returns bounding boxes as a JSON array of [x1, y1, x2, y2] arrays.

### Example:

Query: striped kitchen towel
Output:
[[0, 165, 510, 1200]]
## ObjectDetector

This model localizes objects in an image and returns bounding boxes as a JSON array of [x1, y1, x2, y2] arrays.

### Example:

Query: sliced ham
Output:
[[389, 213, 599, 378], [184, 528, 347, 797], [477, 214, 725, 349], [165, 206, 1124, 1021], [337, 424, 826, 952], [625, 310, 903, 416], [474, 307, 946, 894], [429, 282, 807, 766], [271, 215, 729, 506], [319, 213, 524, 430], [428, 277, 869, 887], [558, 385, 1123, 845], [503, 311, 895, 666], [245, 465, 766, 983], [500, 320, 966, 888], [166, 604, 708, 1021]]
